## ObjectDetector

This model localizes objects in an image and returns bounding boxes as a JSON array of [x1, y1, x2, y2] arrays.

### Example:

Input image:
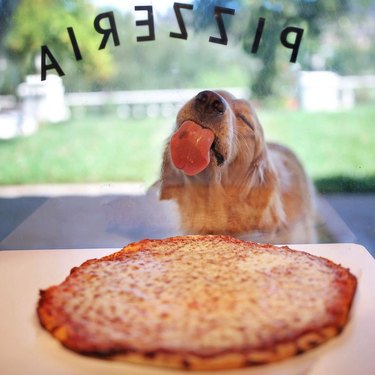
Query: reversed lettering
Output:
[[251, 17, 265, 54], [67, 27, 82, 61], [135, 6, 155, 42], [94, 11, 120, 50], [170, 2, 194, 40], [40, 46, 65, 81], [39, 7, 305, 81], [209, 6, 235, 46], [280, 26, 304, 63]]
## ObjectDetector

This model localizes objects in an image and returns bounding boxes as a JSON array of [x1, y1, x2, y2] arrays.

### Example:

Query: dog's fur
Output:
[[159, 90, 316, 243]]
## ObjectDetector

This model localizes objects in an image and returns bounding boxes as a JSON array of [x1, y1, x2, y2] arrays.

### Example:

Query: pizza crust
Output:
[[109, 327, 338, 371], [37, 235, 357, 370]]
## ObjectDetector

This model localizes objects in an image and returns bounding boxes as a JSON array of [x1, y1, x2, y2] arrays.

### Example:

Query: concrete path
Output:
[[0, 183, 373, 257], [323, 193, 374, 254]]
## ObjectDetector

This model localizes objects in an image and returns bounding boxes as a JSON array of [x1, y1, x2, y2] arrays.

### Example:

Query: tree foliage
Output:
[[4, 0, 115, 88], [240, 0, 360, 98], [96, 11, 249, 92], [0, 0, 20, 45], [191, 0, 373, 98], [1, 0, 374, 98], [193, 0, 238, 30]]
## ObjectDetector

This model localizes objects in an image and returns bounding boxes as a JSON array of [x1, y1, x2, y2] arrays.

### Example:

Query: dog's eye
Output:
[[238, 114, 255, 131]]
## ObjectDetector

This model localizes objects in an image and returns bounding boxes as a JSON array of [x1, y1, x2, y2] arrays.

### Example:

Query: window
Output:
[[0, 0, 374, 254]]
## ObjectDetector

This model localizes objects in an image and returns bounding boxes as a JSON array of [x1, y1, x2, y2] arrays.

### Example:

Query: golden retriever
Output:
[[159, 90, 316, 244]]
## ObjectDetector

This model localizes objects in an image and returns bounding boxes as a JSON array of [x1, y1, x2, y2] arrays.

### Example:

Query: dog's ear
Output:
[[159, 145, 184, 200]]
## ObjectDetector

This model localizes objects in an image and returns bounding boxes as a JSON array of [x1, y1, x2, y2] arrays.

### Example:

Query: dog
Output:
[[159, 90, 317, 244]]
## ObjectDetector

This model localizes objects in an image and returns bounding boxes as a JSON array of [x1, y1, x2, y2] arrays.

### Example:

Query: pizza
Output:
[[37, 235, 357, 370]]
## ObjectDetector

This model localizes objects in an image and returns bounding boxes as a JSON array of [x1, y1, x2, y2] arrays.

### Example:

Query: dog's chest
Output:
[[178, 185, 262, 234]]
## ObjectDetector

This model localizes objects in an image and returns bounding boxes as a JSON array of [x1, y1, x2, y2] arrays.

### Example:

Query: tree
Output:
[[0, 0, 20, 45], [241, 0, 374, 99], [4, 0, 115, 91], [193, 0, 237, 30]]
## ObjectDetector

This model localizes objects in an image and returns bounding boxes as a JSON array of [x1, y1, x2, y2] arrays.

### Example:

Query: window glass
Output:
[[0, 0, 374, 254]]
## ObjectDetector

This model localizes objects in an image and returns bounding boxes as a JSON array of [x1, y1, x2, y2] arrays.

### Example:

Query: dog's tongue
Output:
[[170, 121, 215, 176]]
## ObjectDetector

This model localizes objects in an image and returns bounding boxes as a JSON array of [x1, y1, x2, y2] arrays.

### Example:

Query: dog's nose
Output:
[[195, 90, 227, 115]]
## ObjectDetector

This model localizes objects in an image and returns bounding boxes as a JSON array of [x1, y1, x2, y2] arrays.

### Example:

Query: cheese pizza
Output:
[[37, 235, 357, 370]]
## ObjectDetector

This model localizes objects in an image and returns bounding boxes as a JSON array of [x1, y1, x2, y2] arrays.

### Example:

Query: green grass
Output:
[[0, 105, 374, 192], [259, 105, 375, 192], [0, 115, 174, 186]]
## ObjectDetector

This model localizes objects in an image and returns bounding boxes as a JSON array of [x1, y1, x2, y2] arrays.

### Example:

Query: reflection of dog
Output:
[[159, 90, 316, 243]]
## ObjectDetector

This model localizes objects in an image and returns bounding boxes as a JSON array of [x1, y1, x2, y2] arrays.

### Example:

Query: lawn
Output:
[[1, 105, 374, 192], [259, 105, 375, 192], [0, 115, 174, 186]]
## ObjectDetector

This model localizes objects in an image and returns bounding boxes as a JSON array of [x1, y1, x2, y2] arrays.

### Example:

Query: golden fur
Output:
[[159, 90, 316, 243]]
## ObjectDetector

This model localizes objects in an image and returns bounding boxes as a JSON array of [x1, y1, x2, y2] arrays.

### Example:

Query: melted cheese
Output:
[[41, 235, 355, 359]]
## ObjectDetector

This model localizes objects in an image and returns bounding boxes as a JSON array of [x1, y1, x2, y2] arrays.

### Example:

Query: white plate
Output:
[[0, 243, 374, 375]]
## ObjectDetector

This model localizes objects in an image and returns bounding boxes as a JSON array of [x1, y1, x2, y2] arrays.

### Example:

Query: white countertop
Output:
[[0, 243, 374, 375]]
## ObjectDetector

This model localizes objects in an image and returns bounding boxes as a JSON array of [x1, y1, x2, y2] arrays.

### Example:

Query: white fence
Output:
[[0, 95, 17, 111], [299, 72, 375, 111], [65, 87, 250, 118], [0, 74, 374, 139], [0, 86, 249, 138]]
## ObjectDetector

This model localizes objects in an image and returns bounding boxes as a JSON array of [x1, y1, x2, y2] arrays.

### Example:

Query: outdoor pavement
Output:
[[0, 183, 373, 257], [323, 193, 374, 254]]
